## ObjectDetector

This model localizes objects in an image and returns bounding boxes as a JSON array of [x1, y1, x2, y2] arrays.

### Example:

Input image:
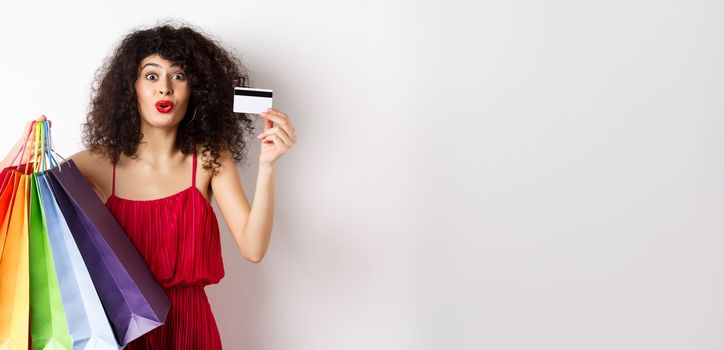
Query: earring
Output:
[[187, 107, 197, 125]]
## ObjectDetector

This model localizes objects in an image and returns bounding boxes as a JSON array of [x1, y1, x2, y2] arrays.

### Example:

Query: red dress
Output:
[[104, 152, 225, 349]]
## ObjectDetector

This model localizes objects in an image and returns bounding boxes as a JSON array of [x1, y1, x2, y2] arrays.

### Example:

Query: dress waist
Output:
[[163, 283, 208, 291]]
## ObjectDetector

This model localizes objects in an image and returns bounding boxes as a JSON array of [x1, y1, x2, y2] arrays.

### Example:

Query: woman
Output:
[[1, 23, 297, 349]]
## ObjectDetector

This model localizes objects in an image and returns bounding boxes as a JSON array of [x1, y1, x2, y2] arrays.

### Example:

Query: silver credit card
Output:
[[233, 87, 273, 114]]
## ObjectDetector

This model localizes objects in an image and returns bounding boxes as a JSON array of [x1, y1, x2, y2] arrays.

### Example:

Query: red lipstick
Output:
[[155, 100, 174, 113]]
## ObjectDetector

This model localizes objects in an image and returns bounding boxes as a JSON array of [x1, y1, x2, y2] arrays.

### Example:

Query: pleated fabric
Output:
[[104, 151, 225, 349]]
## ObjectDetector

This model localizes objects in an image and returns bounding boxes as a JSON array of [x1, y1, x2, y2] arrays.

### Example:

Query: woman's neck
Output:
[[135, 123, 182, 165]]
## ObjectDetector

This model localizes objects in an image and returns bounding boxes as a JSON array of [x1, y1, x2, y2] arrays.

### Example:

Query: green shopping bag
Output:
[[28, 121, 72, 349]]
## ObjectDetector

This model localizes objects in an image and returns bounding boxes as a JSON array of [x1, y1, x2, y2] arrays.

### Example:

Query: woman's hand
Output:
[[0, 115, 53, 169], [19, 115, 52, 152], [257, 108, 297, 165]]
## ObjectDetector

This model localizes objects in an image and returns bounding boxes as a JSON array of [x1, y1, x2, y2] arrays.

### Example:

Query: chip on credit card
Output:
[[233, 87, 273, 114]]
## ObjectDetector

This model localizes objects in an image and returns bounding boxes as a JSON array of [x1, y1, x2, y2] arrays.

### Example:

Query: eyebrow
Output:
[[140, 62, 181, 70]]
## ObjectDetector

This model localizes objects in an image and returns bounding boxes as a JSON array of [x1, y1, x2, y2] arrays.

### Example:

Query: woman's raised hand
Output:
[[257, 108, 297, 165], [19, 115, 52, 152]]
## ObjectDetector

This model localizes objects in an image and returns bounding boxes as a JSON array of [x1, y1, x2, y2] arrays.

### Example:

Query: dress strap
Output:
[[111, 163, 116, 196], [192, 151, 197, 187]]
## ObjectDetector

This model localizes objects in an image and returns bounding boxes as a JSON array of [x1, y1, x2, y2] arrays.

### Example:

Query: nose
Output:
[[159, 87, 172, 95], [158, 79, 173, 96]]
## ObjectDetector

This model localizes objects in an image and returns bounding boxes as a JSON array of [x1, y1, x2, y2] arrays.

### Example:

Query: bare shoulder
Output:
[[68, 149, 91, 166], [68, 149, 113, 200], [215, 144, 239, 175], [197, 144, 236, 178], [68, 149, 109, 172], [198, 144, 239, 201]]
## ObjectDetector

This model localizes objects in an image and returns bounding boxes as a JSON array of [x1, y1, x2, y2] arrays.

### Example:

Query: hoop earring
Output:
[[187, 107, 197, 125]]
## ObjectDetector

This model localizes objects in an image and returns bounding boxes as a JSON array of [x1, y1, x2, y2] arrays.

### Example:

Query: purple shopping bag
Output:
[[47, 159, 170, 347]]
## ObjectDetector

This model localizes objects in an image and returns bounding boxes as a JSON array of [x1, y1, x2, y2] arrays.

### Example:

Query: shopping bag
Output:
[[0, 123, 35, 261], [29, 172, 73, 349], [28, 122, 73, 349], [0, 122, 36, 349], [38, 173, 120, 350], [48, 160, 170, 347], [35, 121, 119, 350], [0, 169, 22, 257]]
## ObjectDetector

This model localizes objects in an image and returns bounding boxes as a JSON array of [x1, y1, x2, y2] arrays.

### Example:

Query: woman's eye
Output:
[[143, 73, 185, 80]]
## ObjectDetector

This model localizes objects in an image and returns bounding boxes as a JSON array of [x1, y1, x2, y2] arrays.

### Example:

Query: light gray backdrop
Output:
[[1, 0, 722, 349]]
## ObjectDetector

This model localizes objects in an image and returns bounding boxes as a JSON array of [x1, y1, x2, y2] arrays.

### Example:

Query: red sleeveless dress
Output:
[[104, 152, 225, 349]]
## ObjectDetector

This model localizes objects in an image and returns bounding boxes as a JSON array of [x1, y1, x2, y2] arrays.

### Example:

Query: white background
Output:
[[1, 0, 723, 349]]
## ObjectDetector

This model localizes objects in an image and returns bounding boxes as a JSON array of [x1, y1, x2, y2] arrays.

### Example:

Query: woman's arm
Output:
[[212, 107, 295, 263], [0, 139, 25, 169], [211, 148, 275, 263]]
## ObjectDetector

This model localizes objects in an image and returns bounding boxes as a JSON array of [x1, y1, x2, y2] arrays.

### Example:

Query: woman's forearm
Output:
[[0, 139, 24, 169], [240, 162, 275, 262]]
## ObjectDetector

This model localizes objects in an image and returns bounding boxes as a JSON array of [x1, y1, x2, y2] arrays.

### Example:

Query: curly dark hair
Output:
[[82, 20, 255, 175]]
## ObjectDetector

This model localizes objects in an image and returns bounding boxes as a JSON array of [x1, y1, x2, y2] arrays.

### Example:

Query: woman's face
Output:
[[134, 54, 190, 128]]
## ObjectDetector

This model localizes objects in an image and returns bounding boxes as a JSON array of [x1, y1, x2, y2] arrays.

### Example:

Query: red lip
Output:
[[155, 100, 174, 113]]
